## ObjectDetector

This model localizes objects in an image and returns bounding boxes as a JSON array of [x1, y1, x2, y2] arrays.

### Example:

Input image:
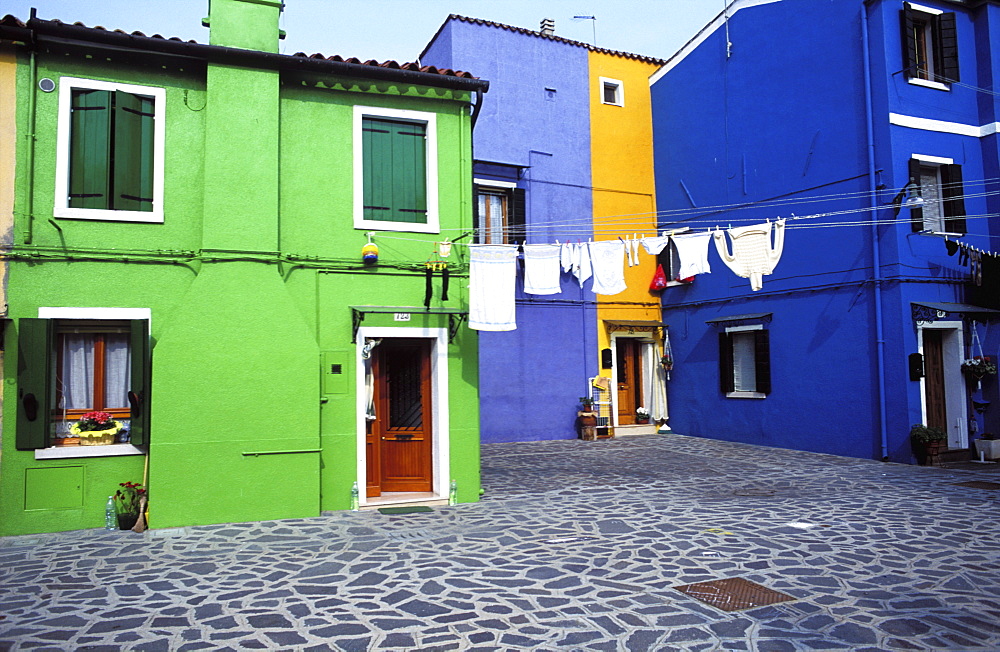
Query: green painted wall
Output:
[[1, 5, 480, 536]]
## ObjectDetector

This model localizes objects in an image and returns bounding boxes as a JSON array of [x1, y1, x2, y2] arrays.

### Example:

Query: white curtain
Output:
[[103, 334, 131, 409], [648, 342, 668, 422], [60, 335, 94, 409]]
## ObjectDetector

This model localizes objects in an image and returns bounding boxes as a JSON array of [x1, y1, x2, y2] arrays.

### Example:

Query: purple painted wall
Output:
[[423, 17, 598, 442]]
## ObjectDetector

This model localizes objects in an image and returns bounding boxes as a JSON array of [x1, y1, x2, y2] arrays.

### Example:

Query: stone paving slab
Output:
[[2, 434, 1000, 650]]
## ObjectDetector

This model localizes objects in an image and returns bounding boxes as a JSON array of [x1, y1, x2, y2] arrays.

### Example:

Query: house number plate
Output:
[[394, 313, 411, 322]]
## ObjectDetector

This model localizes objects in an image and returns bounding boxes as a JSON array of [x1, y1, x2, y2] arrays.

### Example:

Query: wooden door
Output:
[[616, 339, 642, 425], [923, 330, 947, 433], [366, 339, 433, 496]]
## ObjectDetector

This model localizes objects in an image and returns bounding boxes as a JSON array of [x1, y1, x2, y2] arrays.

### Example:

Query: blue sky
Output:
[[3, 0, 722, 65]]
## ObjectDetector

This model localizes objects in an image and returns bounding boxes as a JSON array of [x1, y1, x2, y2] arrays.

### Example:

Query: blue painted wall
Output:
[[652, 0, 1000, 462], [423, 18, 598, 442]]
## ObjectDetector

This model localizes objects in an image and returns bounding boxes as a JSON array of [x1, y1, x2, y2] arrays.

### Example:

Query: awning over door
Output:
[[911, 302, 1000, 322], [604, 320, 667, 334]]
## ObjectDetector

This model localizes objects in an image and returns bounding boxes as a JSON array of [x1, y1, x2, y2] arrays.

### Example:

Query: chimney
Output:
[[540, 18, 555, 36]]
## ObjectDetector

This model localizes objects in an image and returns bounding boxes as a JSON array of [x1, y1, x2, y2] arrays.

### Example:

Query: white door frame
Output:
[[917, 321, 967, 449], [610, 332, 656, 427], [355, 326, 450, 506]]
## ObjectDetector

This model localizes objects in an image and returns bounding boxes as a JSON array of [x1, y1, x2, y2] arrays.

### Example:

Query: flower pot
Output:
[[916, 440, 944, 465], [636, 418, 650, 424], [117, 513, 139, 530]]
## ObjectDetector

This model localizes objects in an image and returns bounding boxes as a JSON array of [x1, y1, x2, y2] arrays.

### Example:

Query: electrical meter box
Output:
[[321, 351, 349, 395]]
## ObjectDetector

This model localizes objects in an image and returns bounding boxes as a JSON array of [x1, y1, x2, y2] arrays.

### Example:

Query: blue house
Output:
[[422, 16, 668, 443], [651, 0, 1000, 463]]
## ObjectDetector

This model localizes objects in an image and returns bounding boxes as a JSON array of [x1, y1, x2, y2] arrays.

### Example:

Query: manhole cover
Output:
[[673, 577, 795, 612], [952, 481, 1000, 490]]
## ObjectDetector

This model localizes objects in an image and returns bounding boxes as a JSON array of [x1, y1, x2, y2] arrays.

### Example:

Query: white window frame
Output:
[[725, 324, 767, 399], [904, 2, 952, 91], [353, 106, 439, 234], [54, 77, 166, 223], [34, 306, 151, 460], [912, 153, 955, 234], [474, 178, 516, 245], [599, 77, 624, 107]]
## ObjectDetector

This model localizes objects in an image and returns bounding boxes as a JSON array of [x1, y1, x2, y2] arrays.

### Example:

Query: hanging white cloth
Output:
[[469, 244, 520, 331], [522, 243, 562, 295], [631, 236, 641, 266], [560, 242, 574, 273], [588, 240, 627, 295], [641, 235, 670, 255], [573, 242, 593, 288], [648, 342, 668, 422], [671, 232, 712, 279], [713, 219, 786, 291]]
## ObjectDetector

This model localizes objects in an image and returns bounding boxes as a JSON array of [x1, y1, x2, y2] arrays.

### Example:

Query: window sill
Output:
[[35, 444, 146, 460], [53, 207, 164, 223], [726, 391, 767, 399], [907, 77, 950, 92], [354, 219, 439, 235]]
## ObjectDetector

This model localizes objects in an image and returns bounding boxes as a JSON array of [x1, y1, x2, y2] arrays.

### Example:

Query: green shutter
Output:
[[719, 331, 734, 394], [362, 118, 427, 224], [69, 89, 111, 209], [754, 329, 771, 395], [128, 320, 151, 446], [113, 91, 155, 212], [941, 164, 966, 234], [16, 319, 53, 450], [936, 13, 960, 83]]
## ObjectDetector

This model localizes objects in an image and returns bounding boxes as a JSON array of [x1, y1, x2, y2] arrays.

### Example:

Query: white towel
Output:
[[641, 235, 670, 255], [671, 232, 712, 278], [713, 219, 786, 291], [588, 240, 627, 295], [522, 244, 562, 295], [469, 244, 520, 331], [574, 242, 592, 288], [560, 242, 573, 273]]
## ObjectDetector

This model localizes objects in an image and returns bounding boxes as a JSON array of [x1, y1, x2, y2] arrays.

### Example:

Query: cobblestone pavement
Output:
[[2, 434, 1000, 651]]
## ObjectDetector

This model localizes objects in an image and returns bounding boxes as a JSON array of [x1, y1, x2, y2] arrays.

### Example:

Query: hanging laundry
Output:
[[469, 244, 519, 331], [560, 242, 574, 273], [573, 241, 593, 288], [671, 232, 712, 278], [713, 219, 786, 291], [522, 243, 562, 295], [588, 240, 627, 295], [641, 234, 670, 255], [631, 237, 641, 266]]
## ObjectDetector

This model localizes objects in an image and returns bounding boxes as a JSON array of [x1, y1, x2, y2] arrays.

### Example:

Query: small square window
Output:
[[599, 77, 624, 106]]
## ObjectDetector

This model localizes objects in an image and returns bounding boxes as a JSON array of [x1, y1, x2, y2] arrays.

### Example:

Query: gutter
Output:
[[862, 2, 890, 462], [3, 17, 490, 94]]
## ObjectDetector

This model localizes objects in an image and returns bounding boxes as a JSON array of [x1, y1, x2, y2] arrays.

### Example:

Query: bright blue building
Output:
[[651, 0, 1000, 463]]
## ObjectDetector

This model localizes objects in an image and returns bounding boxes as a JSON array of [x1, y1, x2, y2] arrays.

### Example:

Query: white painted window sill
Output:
[[726, 391, 767, 399], [35, 444, 147, 460], [907, 77, 950, 92]]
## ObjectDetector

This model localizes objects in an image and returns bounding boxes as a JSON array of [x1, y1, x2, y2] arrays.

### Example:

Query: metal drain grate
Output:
[[952, 481, 1000, 490], [673, 577, 795, 612], [386, 528, 435, 541]]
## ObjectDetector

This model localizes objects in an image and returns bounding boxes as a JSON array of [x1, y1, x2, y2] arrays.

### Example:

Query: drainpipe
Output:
[[21, 9, 39, 245], [862, 1, 890, 461]]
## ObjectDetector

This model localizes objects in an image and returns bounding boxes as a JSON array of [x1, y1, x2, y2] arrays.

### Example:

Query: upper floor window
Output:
[[599, 77, 624, 107], [54, 78, 165, 223], [354, 106, 439, 234], [901, 3, 959, 88], [908, 156, 966, 234], [474, 180, 525, 245]]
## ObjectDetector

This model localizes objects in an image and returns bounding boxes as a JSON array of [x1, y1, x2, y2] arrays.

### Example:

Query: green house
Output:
[[0, 0, 487, 536]]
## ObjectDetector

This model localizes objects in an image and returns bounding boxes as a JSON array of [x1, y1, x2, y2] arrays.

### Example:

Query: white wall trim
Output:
[[650, 0, 782, 84], [725, 324, 763, 333], [906, 1, 943, 15], [355, 327, 450, 506], [912, 154, 954, 165], [54, 77, 166, 223], [353, 105, 439, 234], [890, 112, 1000, 139], [907, 77, 951, 91], [917, 321, 968, 449], [36, 444, 146, 460], [39, 306, 151, 321], [473, 178, 517, 189]]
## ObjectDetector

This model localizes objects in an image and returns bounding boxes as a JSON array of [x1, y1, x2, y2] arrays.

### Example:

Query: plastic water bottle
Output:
[[448, 479, 458, 506], [104, 496, 116, 531], [350, 481, 360, 511]]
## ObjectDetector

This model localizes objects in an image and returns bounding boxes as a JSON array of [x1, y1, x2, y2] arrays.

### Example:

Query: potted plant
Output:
[[113, 481, 147, 530], [635, 407, 650, 424], [577, 397, 598, 440], [961, 356, 997, 380], [910, 423, 946, 465], [71, 411, 124, 446]]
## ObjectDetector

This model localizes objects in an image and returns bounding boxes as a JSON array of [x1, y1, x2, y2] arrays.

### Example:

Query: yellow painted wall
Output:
[[0, 47, 14, 450], [588, 51, 662, 353]]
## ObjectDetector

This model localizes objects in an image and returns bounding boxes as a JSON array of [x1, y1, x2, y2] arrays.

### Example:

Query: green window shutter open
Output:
[[128, 319, 151, 446], [113, 91, 155, 212], [941, 164, 966, 234], [937, 13, 960, 83], [69, 89, 111, 209], [16, 319, 53, 450], [363, 118, 427, 224]]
